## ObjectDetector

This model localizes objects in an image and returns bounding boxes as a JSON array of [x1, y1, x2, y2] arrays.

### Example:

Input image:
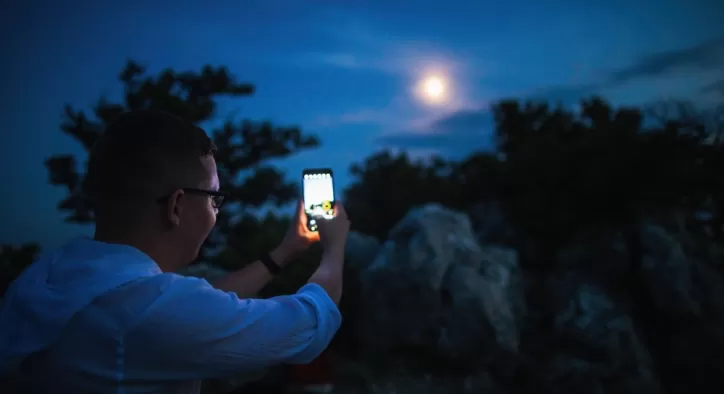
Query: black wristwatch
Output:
[[260, 252, 282, 275]]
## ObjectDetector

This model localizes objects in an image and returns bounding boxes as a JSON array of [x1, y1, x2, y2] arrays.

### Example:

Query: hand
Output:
[[317, 202, 351, 256], [272, 199, 320, 265]]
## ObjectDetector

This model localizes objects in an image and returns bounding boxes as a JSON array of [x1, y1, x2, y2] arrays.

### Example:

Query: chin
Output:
[[190, 247, 202, 263], [175, 251, 201, 271]]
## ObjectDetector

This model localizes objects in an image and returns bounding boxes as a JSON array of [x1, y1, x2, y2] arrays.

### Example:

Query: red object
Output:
[[288, 349, 335, 389]]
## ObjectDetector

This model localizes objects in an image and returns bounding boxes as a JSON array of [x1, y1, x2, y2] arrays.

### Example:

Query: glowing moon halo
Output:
[[424, 77, 444, 97], [417, 74, 448, 105]]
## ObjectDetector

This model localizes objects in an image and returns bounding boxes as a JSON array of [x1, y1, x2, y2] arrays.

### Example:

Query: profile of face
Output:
[[164, 156, 220, 265]]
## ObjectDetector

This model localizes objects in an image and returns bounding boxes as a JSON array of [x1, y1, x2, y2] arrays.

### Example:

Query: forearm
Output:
[[307, 247, 345, 304], [211, 248, 290, 298], [130, 276, 342, 376]]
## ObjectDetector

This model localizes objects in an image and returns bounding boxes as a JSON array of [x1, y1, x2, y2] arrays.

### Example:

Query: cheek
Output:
[[204, 207, 217, 234], [195, 202, 217, 237], [181, 204, 216, 242], [187, 207, 216, 256]]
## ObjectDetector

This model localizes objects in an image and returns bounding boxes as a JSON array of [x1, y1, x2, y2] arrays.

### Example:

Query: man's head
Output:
[[86, 110, 222, 270]]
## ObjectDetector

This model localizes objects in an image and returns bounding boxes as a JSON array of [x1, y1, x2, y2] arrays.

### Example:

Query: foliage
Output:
[[44, 60, 320, 260], [340, 96, 724, 394], [344, 96, 724, 255], [343, 151, 459, 240], [5, 61, 723, 393]]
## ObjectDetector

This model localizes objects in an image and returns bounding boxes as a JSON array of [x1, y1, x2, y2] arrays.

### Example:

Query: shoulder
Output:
[[131, 273, 239, 315], [136, 272, 221, 298], [97, 272, 215, 302], [89, 273, 236, 330]]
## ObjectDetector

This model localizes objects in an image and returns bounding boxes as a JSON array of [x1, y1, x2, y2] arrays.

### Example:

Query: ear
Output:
[[166, 189, 185, 227]]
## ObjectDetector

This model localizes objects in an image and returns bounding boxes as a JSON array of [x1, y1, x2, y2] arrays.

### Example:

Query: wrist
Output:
[[322, 244, 346, 260], [270, 245, 294, 267]]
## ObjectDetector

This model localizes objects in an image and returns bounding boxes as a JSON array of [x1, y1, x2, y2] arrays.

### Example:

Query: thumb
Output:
[[293, 199, 305, 221]]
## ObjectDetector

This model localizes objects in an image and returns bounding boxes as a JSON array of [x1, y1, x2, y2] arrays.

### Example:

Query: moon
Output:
[[417, 75, 448, 105]]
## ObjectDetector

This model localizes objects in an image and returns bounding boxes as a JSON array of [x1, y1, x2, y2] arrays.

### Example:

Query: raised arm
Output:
[[125, 275, 342, 380], [210, 201, 350, 303]]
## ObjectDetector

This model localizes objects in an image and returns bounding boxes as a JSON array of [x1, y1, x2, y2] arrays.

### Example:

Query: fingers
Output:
[[334, 202, 348, 220]]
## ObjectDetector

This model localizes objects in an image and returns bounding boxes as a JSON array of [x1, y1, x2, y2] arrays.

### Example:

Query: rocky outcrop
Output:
[[344, 231, 381, 269], [351, 204, 525, 360], [343, 204, 724, 393], [545, 275, 660, 393], [540, 221, 724, 394], [183, 203, 724, 394]]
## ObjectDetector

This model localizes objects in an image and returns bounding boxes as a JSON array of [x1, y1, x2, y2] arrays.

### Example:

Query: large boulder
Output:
[[639, 224, 724, 319], [345, 231, 381, 269], [545, 274, 661, 393], [352, 204, 524, 361], [638, 224, 724, 393], [551, 223, 724, 394], [555, 222, 724, 322]]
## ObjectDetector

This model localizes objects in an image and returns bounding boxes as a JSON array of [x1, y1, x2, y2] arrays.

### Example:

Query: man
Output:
[[0, 110, 350, 393]]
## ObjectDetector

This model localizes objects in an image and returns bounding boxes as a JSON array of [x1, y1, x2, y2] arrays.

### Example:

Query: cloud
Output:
[[517, 37, 724, 106], [298, 23, 724, 156], [376, 107, 495, 157], [290, 51, 410, 75], [290, 47, 472, 81], [608, 36, 724, 85], [285, 19, 484, 80], [428, 108, 493, 133], [503, 37, 724, 111], [701, 79, 724, 95], [283, 18, 496, 153], [375, 37, 724, 155], [310, 108, 400, 128], [535, 37, 724, 104], [526, 83, 602, 105]]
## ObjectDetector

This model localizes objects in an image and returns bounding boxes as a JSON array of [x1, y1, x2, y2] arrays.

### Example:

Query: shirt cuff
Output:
[[285, 283, 342, 364]]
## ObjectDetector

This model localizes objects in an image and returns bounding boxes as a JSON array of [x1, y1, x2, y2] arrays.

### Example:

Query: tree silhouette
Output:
[[44, 60, 319, 262], [489, 97, 718, 263], [345, 96, 722, 260], [452, 152, 506, 207], [343, 96, 724, 392], [646, 99, 724, 242], [343, 151, 458, 240], [491, 96, 724, 393]]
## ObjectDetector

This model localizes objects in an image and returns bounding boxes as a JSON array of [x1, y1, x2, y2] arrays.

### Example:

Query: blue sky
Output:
[[1, 0, 723, 249]]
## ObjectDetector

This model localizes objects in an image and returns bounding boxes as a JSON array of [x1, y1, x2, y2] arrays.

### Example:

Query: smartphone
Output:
[[302, 168, 335, 232]]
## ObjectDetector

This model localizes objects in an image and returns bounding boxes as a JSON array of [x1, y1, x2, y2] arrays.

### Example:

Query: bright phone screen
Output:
[[303, 172, 335, 219]]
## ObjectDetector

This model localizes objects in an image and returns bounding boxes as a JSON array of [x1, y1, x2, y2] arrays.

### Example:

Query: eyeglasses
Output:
[[156, 188, 229, 209]]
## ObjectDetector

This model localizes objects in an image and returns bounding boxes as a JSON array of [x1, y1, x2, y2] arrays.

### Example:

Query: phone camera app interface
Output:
[[303, 172, 334, 221]]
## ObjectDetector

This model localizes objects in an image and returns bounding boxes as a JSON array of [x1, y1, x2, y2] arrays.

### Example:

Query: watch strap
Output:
[[260, 252, 282, 275]]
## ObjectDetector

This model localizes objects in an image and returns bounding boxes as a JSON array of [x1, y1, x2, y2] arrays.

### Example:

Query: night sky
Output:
[[1, 0, 723, 249]]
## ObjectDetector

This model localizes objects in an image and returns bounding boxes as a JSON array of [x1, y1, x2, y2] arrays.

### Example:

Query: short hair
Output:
[[85, 110, 216, 209]]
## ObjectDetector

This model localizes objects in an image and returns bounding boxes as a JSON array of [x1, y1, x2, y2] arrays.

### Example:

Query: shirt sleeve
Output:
[[124, 274, 342, 380]]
